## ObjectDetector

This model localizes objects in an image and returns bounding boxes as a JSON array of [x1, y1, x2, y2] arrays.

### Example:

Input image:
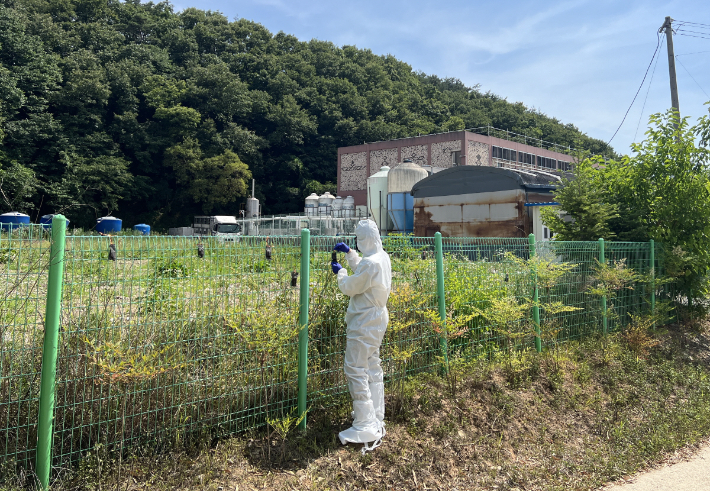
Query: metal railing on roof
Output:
[[358, 125, 578, 157]]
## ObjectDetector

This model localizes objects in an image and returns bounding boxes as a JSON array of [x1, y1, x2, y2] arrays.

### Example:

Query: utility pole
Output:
[[660, 16, 680, 118]]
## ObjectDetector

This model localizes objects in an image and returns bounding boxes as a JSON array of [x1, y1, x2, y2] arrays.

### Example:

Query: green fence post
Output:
[[650, 239, 655, 329], [599, 237, 607, 335], [434, 232, 448, 371], [297, 228, 310, 430], [36, 215, 67, 490], [529, 234, 542, 352]]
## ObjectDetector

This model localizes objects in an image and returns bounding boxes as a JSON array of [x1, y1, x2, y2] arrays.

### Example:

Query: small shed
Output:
[[411, 166, 560, 239]]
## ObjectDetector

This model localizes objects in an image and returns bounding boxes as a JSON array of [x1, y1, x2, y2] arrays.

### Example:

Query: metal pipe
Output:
[[36, 214, 68, 490], [650, 239, 655, 329], [529, 234, 541, 352], [599, 238, 607, 335], [297, 228, 310, 430], [434, 232, 448, 371]]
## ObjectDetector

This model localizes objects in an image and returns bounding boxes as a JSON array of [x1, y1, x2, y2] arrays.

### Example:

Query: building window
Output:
[[452, 150, 461, 166], [511, 150, 517, 162]]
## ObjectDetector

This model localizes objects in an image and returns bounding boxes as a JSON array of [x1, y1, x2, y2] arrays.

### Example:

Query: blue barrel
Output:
[[96, 216, 122, 234], [134, 224, 150, 236], [0, 212, 30, 231], [387, 193, 414, 234], [40, 214, 70, 229]]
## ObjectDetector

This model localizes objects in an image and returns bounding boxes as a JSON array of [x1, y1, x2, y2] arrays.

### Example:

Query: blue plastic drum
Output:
[[0, 212, 30, 231], [134, 224, 151, 236], [96, 216, 122, 234], [40, 214, 70, 230]]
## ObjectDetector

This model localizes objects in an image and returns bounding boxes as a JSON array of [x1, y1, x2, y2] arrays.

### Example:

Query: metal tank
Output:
[[410, 166, 558, 238], [318, 191, 335, 215], [305, 193, 319, 216], [0, 212, 30, 231], [246, 197, 260, 218], [367, 165, 390, 233], [387, 159, 428, 234], [332, 196, 344, 218], [343, 196, 355, 218]]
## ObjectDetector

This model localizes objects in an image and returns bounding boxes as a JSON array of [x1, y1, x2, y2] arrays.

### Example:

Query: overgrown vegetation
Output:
[[544, 108, 710, 303], [0, 0, 613, 227], [7, 320, 709, 491], [0, 230, 660, 486]]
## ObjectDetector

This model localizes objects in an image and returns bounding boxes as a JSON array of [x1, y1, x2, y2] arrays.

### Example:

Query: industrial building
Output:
[[337, 129, 573, 208]]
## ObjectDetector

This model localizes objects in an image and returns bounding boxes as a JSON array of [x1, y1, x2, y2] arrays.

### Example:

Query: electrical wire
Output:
[[676, 28, 710, 36], [676, 32, 710, 41], [607, 32, 662, 145], [676, 56, 710, 100], [676, 49, 710, 57], [634, 41, 661, 142], [674, 20, 710, 29]]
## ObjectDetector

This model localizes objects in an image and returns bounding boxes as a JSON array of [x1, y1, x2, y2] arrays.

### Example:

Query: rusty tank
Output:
[[410, 166, 560, 237]]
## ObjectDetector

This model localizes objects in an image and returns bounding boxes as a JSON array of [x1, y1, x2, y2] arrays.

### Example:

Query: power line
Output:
[[676, 32, 710, 41], [607, 33, 662, 145], [634, 40, 661, 142], [676, 49, 710, 56], [676, 28, 710, 36], [674, 20, 710, 29], [676, 56, 710, 100]]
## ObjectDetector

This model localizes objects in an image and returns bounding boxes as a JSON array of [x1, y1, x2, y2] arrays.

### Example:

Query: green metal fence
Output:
[[0, 220, 660, 487], [0, 225, 52, 476]]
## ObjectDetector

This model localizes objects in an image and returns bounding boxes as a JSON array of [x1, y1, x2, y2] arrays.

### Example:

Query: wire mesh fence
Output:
[[52, 235, 303, 469], [0, 227, 659, 483], [0, 225, 52, 474]]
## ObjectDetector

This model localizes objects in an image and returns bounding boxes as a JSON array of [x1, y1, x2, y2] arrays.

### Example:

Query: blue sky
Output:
[[175, 0, 710, 155]]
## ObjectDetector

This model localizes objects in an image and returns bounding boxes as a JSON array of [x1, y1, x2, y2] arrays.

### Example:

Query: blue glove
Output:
[[331, 261, 343, 274], [333, 242, 350, 253]]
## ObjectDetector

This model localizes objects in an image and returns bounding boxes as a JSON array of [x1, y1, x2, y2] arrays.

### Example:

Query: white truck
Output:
[[192, 215, 241, 241]]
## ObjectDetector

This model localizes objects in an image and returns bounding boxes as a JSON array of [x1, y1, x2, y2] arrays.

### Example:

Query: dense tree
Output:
[[545, 109, 710, 298], [0, 0, 614, 228]]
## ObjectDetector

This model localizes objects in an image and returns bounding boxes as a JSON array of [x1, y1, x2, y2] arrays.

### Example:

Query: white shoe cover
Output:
[[339, 400, 382, 446]]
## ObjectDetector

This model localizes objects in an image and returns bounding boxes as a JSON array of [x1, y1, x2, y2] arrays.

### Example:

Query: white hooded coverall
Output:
[[336, 219, 392, 448]]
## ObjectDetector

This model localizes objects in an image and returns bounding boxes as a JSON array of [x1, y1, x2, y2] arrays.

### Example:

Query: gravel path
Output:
[[603, 443, 710, 490]]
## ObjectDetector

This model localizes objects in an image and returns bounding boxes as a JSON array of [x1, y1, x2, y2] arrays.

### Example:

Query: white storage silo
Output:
[[305, 193, 319, 216], [343, 196, 355, 218], [367, 166, 390, 233], [332, 196, 344, 218], [387, 159, 429, 234], [318, 191, 335, 215], [246, 197, 260, 218]]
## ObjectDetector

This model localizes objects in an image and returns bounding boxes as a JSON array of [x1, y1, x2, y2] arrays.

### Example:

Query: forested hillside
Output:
[[0, 0, 614, 229]]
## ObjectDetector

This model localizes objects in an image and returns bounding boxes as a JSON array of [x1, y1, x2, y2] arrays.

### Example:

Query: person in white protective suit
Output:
[[331, 219, 391, 453]]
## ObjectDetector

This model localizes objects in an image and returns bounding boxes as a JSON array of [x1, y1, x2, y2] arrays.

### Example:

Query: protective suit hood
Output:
[[355, 220, 382, 257]]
